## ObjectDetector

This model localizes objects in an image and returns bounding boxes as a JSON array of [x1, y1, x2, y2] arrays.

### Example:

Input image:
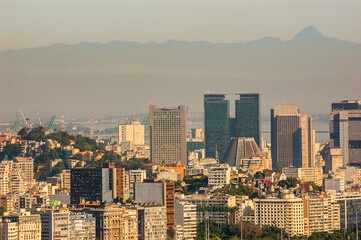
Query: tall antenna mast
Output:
[[60, 113, 66, 132], [90, 112, 94, 135], [37, 112, 43, 127]]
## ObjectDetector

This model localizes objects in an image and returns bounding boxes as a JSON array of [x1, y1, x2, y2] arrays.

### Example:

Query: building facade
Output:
[[69, 213, 96, 240], [70, 167, 113, 204], [149, 105, 187, 165], [204, 94, 230, 163], [137, 204, 167, 240], [90, 206, 138, 240], [330, 100, 361, 166], [118, 118, 145, 146], [174, 201, 197, 240], [271, 103, 314, 169], [134, 181, 175, 229], [235, 93, 261, 147], [254, 195, 304, 236]]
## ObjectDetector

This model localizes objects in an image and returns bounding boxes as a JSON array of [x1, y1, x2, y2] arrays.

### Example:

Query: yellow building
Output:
[[303, 195, 341, 236], [0, 196, 13, 213], [254, 194, 304, 236], [283, 167, 323, 186]]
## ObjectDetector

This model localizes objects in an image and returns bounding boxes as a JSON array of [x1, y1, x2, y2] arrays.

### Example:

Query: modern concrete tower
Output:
[[149, 105, 187, 165], [204, 94, 230, 163], [235, 93, 261, 147], [271, 103, 314, 169], [330, 100, 361, 166]]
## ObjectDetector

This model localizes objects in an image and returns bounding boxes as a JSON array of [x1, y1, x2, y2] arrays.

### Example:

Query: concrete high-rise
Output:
[[204, 94, 230, 162], [235, 93, 260, 146], [271, 103, 314, 169], [149, 105, 186, 165], [330, 100, 361, 166], [70, 167, 113, 204], [134, 180, 175, 229], [118, 118, 145, 146]]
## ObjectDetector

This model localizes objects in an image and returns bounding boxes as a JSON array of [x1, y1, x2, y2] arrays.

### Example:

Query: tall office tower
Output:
[[149, 105, 187, 165], [330, 100, 361, 166], [118, 118, 145, 146], [204, 94, 230, 162], [271, 103, 314, 169], [134, 180, 175, 229], [235, 93, 261, 146], [70, 167, 113, 204]]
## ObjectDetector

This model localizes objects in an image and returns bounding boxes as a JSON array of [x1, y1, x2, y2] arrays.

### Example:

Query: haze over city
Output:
[[1, 0, 361, 121]]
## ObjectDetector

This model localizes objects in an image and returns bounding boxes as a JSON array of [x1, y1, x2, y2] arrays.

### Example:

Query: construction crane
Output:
[[37, 112, 43, 127], [13, 110, 21, 132], [19, 108, 33, 128], [46, 115, 56, 130]]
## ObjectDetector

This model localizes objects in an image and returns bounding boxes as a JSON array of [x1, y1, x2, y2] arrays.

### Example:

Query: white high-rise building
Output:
[[118, 118, 145, 147], [174, 201, 197, 240]]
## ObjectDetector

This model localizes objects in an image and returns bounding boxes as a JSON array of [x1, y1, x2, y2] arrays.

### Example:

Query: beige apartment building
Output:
[[137, 203, 167, 240], [149, 105, 187, 165], [0, 221, 18, 240], [303, 195, 340, 236], [90, 206, 138, 240], [283, 167, 323, 186], [2, 212, 42, 240], [254, 194, 304, 236]]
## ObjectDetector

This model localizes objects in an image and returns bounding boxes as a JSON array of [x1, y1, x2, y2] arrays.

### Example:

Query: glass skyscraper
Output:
[[204, 94, 230, 162], [235, 93, 260, 146]]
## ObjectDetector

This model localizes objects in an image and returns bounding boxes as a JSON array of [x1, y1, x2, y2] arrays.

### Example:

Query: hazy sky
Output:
[[1, 0, 361, 50]]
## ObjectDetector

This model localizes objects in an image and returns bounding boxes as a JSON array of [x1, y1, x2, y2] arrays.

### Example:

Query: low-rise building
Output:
[[283, 167, 323, 186], [208, 165, 237, 186]]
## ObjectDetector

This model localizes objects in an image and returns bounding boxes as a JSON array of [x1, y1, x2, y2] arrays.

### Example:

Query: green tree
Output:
[[50, 161, 65, 176], [0, 143, 23, 160], [0, 206, 6, 215], [254, 171, 265, 179]]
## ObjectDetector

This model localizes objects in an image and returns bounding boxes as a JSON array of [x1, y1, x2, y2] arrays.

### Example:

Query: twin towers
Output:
[[204, 93, 260, 163]]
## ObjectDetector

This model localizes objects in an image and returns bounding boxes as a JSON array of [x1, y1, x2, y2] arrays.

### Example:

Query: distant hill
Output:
[[1, 25, 360, 120]]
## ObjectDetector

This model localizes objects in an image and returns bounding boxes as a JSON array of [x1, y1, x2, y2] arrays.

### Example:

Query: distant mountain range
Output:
[[1, 25, 360, 120]]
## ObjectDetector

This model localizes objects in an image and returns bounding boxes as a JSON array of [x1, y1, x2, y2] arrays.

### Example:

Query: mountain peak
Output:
[[293, 25, 325, 41]]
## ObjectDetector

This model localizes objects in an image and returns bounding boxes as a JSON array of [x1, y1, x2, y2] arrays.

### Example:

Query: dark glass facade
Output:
[[235, 93, 260, 146], [70, 168, 112, 204], [204, 94, 230, 163]]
